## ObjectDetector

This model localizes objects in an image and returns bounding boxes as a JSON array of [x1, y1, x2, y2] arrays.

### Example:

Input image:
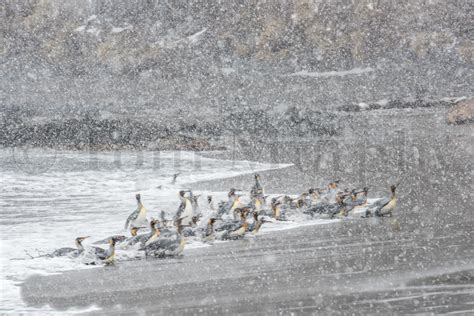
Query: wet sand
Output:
[[21, 217, 474, 314], [20, 108, 474, 314]]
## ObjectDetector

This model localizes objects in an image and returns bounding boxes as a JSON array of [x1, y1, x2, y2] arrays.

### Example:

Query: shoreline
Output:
[[1, 152, 292, 314], [14, 108, 474, 314], [2, 100, 471, 153], [19, 201, 474, 314]]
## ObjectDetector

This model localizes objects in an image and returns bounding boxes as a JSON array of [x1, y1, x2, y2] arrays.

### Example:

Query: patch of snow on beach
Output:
[[187, 28, 207, 44], [221, 67, 236, 75], [111, 24, 133, 33], [284, 67, 374, 78]]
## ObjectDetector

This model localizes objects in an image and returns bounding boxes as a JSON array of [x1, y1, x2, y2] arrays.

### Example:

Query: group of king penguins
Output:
[[45, 174, 398, 265]]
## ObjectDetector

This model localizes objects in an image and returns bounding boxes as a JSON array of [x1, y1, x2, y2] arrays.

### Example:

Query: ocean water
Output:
[[0, 148, 297, 313]]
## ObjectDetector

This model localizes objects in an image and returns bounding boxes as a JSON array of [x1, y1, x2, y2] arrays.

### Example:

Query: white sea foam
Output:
[[284, 67, 375, 78]]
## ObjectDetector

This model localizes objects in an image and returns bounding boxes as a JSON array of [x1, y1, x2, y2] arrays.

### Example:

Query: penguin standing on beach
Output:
[[250, 174, 265, 211], [174, 190, 194, 226], [124, 194, 148, 233]]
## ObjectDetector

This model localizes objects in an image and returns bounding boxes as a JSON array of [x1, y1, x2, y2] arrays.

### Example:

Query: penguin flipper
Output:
[[125, 209, 141, 230]]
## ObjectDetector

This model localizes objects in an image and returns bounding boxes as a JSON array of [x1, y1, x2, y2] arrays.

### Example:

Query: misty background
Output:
[[2, 1, 472, 119]]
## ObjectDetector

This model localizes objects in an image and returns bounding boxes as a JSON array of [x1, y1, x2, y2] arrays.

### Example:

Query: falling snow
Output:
[[1, 1, 473, 314]]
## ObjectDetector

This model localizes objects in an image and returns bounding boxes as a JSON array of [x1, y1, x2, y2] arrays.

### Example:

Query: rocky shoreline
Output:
[[0, 109, 223, 151], [336, 98, 462, 112], [1, 98, 470, 151]]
